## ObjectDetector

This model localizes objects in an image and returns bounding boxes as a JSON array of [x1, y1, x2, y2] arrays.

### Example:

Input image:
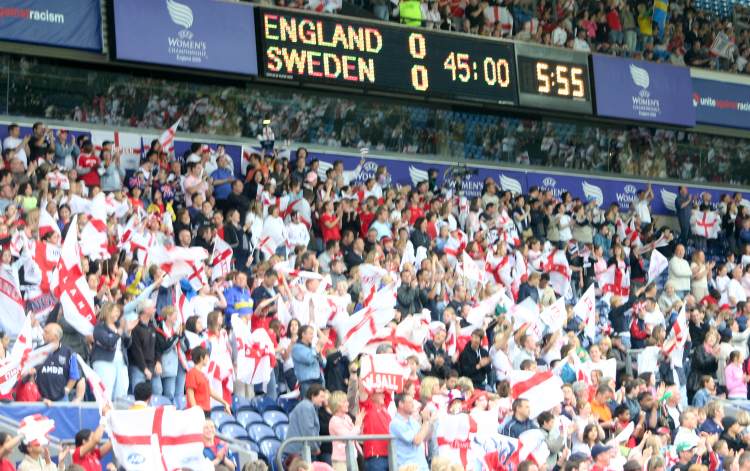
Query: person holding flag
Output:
[[72, 404, 113, 471]]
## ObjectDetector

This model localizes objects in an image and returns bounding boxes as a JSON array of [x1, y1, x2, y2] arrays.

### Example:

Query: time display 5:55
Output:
[[517, 56, 590, 101]]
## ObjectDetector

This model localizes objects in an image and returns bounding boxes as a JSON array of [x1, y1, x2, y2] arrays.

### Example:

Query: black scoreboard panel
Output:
[[258, 8, 518, 105], [514, 43, 594, 114]]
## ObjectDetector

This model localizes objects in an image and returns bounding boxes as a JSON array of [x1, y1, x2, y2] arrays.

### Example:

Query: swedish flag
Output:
[[652, 0, 669, 39]]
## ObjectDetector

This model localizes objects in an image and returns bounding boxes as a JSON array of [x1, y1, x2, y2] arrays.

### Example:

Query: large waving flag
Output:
[[18, 415, 55, 447], [210, 236, 233, 281], [573, 284, 597, 340], [52, 216, 97, 336], [0, 270, 26, 338], [652, 0, 669, 39], [648, 249, 669, 283], [232, 317, 276, 386], [158, 118, 181, 154], [510, 370, 564, 418], [108, 406, 211, 471], [359, 354, 410, 393], [435, 413, 478, 469], [80, 193, 110, 261]]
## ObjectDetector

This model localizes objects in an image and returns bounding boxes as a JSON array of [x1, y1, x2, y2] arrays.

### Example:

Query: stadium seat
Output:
[[149, 395, 172, 407], [240, 438, 261, 455], [274, 423, 288, 440], [219, 421, 249, 440], [263, 410, 288, 428], [251, 395, 282, 413], [211, 411, 235, 429], [233, 396, 254, 413], [277, 397, 299, 414], [259, 439, 281, 471], [236, 410, 264, 429], [247, 423, 276, 443]]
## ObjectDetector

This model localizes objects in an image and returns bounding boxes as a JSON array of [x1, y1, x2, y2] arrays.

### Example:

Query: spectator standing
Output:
[[668, 244, 692, 298], [185, 346, 230, 417], [390, 393, 434, 471], [328, 391, 365, 471], [72, 414, 112, 471], [285, 384, 327, 464], [457, 329, 491, 389], [360, 388, 391, 471], [223, 272, 254, 327], [35, 323, 85, 403], [676, 186, 693, 244], [91, 303, 134, 401], [54, 129, 79, 168], [127, 299, 162, 396], [76, 141, 101, 190], [293, 325, 326, 399]]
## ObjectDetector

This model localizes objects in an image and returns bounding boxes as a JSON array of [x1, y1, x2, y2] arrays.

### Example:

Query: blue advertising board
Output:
[[692, 77, 750, 130], [592, 55, 695, 127], [0, 0, 102, 51], [113, 0, 258, 75]]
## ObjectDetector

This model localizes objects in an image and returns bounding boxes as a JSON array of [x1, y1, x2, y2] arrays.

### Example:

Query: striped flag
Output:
[[77, 353, 113, 411]]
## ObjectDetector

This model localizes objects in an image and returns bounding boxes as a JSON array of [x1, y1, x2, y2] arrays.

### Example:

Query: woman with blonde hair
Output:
[[328, 391, 365, 471]]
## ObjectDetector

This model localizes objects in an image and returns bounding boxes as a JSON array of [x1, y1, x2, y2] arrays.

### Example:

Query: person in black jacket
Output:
[[396, 269, 421, 319], [223, 208, 251, 270], [457, 329, 491, 389], [91, 303, 136, 401], [128, 299, 163, 396], [410, 217, 431, 251], [424, 327, 452, 379], [687, 329, 719, 401]]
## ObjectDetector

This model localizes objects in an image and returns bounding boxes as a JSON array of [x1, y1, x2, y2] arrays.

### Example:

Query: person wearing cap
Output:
[[127, 298, 163, 396], [590, 443, 613, 471], [566, 452, 592, 471], [673, 441, 700, 471]]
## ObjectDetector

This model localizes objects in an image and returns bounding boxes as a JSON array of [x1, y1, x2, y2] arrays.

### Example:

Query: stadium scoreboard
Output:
[[515, 43, 593, 114], [258, 8, 518, 105]]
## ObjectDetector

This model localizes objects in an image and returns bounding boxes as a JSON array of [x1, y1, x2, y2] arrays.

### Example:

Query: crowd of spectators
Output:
[[2, 114, 750, 471], [4, 54, 750, 186]]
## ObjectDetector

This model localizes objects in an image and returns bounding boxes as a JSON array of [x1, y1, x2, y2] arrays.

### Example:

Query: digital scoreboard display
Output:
[[258, 8, 518, 106], [514, 43, 593, 114]]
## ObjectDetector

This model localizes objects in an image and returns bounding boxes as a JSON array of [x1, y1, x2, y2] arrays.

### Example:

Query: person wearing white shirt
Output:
[[728, 266, 748, 306], [287, 211, 311, 249], [334, 157, 364, 187], [668, 244, 692, 297], [2, 124, 29, 169], [635, 184, 654, 227], [573, 30, 591, 51], [261, 205, 287, 255]]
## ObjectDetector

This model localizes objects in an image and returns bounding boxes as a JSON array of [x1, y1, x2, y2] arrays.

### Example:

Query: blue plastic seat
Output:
[[240, 438, 260, 455], [277, 397, 299, 414], [210, 411, 235, 429], [263, 410, 288, 428], [259, 438, 281, 471], [174, 395, 187, 410], [220, 421, 249, 440], [274, 423, 288, 440], [149, 395, 172, 407], [252, 395, 282, 413], [233, 396, 254, 413], [236, 410, 264, 429], [247, 423, 276, 443]]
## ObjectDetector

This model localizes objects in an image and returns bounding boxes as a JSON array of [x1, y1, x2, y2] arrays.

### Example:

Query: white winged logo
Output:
[[629, 64, 650, 89], [166, 0, 194, 29], [582, 181, 604, 207], [499, 174, 523, 195], [409, 166, 429, 186], [661, 188, 677, 212]]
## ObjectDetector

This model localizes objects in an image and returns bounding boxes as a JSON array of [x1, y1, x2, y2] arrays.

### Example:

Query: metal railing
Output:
[[276, 434, 397, 471]]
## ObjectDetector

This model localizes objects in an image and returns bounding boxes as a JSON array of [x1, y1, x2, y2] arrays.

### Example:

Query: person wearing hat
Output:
[[673, 441, 701, 471], [590, 443, 613, 471], [566, 452, 592, 471]]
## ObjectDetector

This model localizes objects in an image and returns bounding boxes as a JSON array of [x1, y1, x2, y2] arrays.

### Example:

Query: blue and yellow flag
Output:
[[652, 0, 669, 39]]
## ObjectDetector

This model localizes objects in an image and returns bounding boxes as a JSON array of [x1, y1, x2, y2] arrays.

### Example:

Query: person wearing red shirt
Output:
[[76, 142, 101, 189], [72, 406, 113, 471], [0, 432, 22, 471], [360, 389, 391, 471], [320, 200, 342, 243], [185, 346, 230, 418], [359, 199, 377, 238]]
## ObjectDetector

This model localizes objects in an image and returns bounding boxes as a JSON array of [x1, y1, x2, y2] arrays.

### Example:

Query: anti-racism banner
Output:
[[592, 55, 695, 127], [0, 0, 102, 51], [113, 0, 258, 75], [692, 77, 750, 130]]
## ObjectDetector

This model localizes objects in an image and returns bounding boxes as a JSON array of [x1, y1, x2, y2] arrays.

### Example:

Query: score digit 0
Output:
[[483, 57, 511, 87], [408, 33, 429, 92]]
